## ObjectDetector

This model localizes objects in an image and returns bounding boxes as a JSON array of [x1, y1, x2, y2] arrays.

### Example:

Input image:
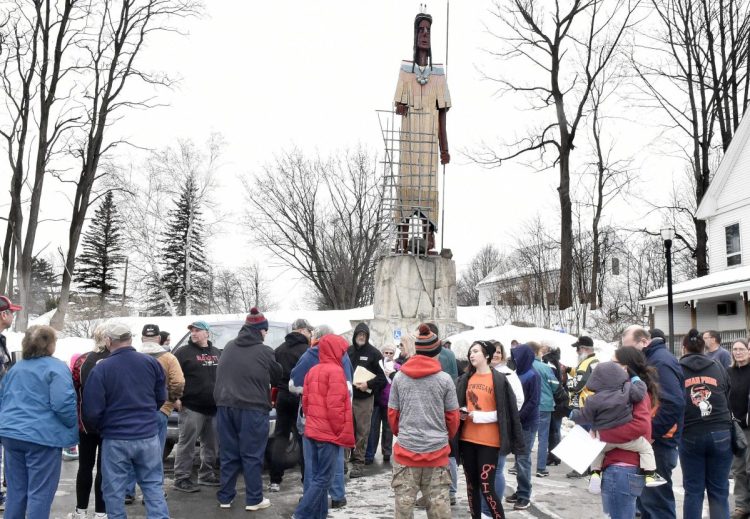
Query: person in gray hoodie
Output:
[[213, 308, 282, 511]]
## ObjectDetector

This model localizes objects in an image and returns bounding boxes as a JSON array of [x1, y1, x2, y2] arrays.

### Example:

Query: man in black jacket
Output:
[[347, 322, 386, 478], [173, 321, 221, 493], [0, 295, 22, 512], [213, 308, 282, 511], [268, 318, 312, 492]]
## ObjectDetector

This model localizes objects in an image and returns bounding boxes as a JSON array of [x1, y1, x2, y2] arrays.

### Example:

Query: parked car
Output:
[[164, 319, 300, 469]]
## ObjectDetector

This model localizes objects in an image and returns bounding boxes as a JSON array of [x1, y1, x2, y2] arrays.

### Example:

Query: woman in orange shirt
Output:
[[457, 341, 524, 519]]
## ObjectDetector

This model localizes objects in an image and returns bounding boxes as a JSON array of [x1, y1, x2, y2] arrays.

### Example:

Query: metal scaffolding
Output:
[[377, 109, 439, 258]]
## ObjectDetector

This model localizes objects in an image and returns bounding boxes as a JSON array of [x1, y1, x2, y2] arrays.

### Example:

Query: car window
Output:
[[173, 323, 290, 351]]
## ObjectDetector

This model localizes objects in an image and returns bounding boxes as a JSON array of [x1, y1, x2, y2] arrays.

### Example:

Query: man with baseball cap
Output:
[[124, 324, 185, 501], [565, 336, 599, 478], [0, 295, 22, 510], [0, 296, 21, 378], [268, 318, 313, 492], [83, 323, 169, 518], [173, 320, 221, 493]]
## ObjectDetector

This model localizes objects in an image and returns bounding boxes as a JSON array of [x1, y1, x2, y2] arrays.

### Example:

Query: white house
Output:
[[640, 113, 750, 349]]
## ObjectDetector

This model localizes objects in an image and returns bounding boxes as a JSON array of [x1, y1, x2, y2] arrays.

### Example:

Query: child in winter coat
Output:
[[293, 334, 355, 519], [569, 361, 665, 492]]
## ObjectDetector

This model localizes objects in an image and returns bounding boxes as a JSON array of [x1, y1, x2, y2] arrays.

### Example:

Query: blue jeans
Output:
[[304, 436, 345, 501], [601, 464, 644, 519], [536, 411, 552, 471], [449, 456, 458, 497], [679, 429, 733, 519], [1, 437, 62, 519], [516, 423, 538, 501], [365, 405, 392, 461], [102, 435, 168, 519], [216, 406, 269, 506], [294, 439, 338, 519], [637, 439, 679, 519], [481, 454, 507, 516], [126, 411, 168, 496]]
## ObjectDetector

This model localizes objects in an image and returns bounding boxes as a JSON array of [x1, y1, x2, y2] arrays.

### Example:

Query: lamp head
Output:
[[660, 227, 675, 242]]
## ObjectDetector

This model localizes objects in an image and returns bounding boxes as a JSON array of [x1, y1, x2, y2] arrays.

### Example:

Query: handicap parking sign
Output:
[[393, 328, 402, 342]]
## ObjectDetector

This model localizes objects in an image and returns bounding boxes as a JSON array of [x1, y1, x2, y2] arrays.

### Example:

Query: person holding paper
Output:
[[457, 341, 524, 518], [569, 361, 665, 493], [347, 323, 387, 478]]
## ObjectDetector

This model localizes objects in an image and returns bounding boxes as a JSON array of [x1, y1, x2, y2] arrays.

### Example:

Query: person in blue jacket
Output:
[[83, 323, 168, 519], [622, 325, 685, 519], [290, 325, 353, 509], [0, 325, 78, 519], [506, 344, 541, 511]]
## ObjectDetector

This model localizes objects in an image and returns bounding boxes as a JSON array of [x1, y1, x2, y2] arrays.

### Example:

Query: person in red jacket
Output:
[[596, 347, 658, 519], [293, 334, 354, 519]]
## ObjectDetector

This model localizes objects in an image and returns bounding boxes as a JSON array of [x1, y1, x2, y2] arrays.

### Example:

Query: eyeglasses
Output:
[[383, 351, 395, 355], [732, 348, 748, 352]]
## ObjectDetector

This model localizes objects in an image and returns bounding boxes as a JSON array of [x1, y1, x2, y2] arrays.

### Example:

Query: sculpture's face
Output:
[[417, 19, 431, 51]]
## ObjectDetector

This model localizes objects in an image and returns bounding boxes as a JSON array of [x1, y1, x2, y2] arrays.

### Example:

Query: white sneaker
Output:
[[67, 510, 88, 519], [218, 501, 232, 509], [94, 514, 107, 519], [269, 483, 281, 492], [245, 498, 271, 511], [588, 472, 602, 495]]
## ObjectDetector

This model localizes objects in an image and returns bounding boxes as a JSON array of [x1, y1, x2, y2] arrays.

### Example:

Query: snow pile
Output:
[[3, 331, 94, 368]]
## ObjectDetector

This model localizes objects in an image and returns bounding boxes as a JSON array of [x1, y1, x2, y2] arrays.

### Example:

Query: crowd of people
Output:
[[0, 292, 749, 518]]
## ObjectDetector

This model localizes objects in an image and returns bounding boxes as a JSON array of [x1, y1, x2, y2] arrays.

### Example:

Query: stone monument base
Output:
[[363, 255, 472, 348]]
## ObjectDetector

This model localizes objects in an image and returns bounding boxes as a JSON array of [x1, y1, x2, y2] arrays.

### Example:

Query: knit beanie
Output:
[[415, 323, 441, 357], [246, 307, 269, 331]]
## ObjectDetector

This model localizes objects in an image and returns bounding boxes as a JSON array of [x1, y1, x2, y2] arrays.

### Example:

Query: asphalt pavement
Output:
[[41, 448, 724, 519]]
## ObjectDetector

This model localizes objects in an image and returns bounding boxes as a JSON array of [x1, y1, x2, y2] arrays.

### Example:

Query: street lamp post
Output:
[[661, 228, 675, 354]]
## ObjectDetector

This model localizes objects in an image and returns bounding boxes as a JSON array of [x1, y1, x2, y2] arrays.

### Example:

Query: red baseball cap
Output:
[[0, 296, 22, 313]]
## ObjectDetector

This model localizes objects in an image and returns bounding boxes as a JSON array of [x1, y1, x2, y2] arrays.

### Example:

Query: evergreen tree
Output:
[[160, 175, 210, 315], [74, 191, 125, 314], [30, 258, 59, 314]]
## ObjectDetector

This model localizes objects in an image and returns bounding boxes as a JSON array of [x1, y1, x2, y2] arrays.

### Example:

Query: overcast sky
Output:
[[3, 1, 683, 309]]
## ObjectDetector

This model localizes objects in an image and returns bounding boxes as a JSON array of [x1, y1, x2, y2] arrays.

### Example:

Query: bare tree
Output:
[[579, 69, 636, 309], [115, 162, 177, 316], [471, 0, 641, 309], [244, 148, 383, 310], [235, 263, 277, 313], [505, 216, 561, 327], [457, 244, 507, 306], [50, 0, 202, 329], [114, 137, 219, 317], [633, 0, 750, 278], [0, 0, 82, 328]]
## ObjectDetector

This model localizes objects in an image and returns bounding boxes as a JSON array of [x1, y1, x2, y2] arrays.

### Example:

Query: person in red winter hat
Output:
[[292, 334, 354, 519]]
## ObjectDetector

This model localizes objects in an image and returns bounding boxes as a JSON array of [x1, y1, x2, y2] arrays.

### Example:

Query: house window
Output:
[[726, 223, 742, 266], [611, 257, 620, 276]]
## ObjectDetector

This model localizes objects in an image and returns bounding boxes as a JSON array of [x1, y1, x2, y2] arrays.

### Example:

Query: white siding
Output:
[[716, 143, 750, 208], [653, 304, 693, 333], [478, 285, 493, 306], [651, 296, 746, 333], [707, 204, 750, 273]]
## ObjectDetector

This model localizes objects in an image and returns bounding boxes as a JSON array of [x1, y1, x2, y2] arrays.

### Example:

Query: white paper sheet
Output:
[[353, 366, 376, 384], [551, 425, 607, 475]]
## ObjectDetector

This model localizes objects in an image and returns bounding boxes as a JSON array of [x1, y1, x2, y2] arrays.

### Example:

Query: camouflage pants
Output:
[[391, 459, 452, 519]]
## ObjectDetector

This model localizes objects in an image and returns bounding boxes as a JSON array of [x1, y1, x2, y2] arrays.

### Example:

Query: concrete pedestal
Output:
[[365, 255, 471, 348]]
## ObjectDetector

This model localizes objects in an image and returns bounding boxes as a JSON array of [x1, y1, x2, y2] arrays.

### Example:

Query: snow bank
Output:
[[3, 331, 94, 368]]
